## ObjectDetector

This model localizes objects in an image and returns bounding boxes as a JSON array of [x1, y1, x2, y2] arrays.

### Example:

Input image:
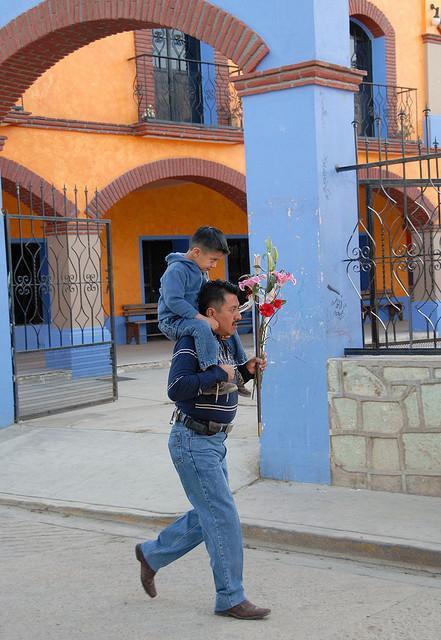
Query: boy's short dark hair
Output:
[[190, 226, 230, 255], [198, 280, 241, 315]]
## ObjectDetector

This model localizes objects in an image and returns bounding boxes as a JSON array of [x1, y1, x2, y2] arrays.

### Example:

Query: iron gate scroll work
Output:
[[3, 185, 117, 419], [339, 109, 441, 354]]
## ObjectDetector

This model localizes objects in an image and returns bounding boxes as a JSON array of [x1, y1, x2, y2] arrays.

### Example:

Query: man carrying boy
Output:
[[135, 280, 270, 619], [157, 226, 250, 396]]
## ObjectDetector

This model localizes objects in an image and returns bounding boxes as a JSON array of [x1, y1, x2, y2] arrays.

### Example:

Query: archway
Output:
[[92, 158, 247, 216], [358, 167, 434, 227], [0, 157, 76, 215], [95, 158, 248, 343], [349, 0, 397, 88], [0, 0, 268, 122]]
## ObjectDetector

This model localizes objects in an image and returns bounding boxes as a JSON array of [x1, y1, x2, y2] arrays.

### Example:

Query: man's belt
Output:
[[174, 409, 233, 435]]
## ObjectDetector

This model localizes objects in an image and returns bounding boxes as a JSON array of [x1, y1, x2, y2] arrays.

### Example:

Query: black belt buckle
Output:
[[175, 409, 232, 435], [208, 421, 233, 434], [208, 420, 220, 434], [178, 411, 207, 435], [188, 418, 207, 435]]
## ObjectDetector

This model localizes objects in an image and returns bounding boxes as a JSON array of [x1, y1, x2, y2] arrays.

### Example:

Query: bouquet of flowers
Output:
[[239, 239, 296, 436]]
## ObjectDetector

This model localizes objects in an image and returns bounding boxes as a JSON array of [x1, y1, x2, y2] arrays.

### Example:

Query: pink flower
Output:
[[238, 275, 262, 291], [273, 270, 296, 286]]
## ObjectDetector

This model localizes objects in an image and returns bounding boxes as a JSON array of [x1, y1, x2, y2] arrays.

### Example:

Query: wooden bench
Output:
[[122, 303, 162, 344]]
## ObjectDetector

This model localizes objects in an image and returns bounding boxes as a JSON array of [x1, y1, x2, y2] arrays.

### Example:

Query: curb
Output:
[[241, 522, 441, 574], [117, 360, 170, 372], [1, 493, 441, 574], [0, 494, 178, 529]]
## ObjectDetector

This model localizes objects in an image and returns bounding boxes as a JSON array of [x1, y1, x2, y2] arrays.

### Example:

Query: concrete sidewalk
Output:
[[1, 352, 441, 573]]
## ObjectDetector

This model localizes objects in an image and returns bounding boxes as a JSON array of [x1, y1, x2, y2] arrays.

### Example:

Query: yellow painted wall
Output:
[[358, 188, 410, 297], [1, 128, 245, 212], [2, 191, 43, 239], [13, 4, 429, 137], [21, 33, 138, 124], [377, 0, 424, 95], [3, 3, 434, 311], [2, 2, 428, 210], [353, 0, 428, 138], [108, 182, 247, 314], [3, 183, 248, 327], [15, 4, 429, 129]]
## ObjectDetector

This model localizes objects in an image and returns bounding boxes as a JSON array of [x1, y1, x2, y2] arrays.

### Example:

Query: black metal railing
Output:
[[339, 109, 441, 353], [355, 82, 418, 141], [131, 53, 243, 129]]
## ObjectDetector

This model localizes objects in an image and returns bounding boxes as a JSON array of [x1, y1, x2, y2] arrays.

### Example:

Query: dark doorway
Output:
[[142, 238, 189, 303], [350, 21, 374, 138], [227, 237, 250, 287]]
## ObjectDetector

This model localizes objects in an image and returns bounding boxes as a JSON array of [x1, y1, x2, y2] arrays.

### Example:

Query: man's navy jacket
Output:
[[167, 335, 252, 425]]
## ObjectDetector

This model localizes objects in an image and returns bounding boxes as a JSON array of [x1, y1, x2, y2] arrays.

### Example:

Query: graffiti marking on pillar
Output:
[[327, 283, 347, 320]]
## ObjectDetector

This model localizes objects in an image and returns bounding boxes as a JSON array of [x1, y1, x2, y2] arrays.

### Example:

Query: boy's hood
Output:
[[165, 252, 201, 272]]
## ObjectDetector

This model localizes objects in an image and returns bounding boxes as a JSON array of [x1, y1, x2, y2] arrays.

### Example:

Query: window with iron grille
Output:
[[152, 28, 203, 125]]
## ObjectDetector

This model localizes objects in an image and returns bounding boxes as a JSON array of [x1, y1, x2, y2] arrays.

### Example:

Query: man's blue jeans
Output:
[[139, 421, 245, 612], [159, 317, 248, 370]]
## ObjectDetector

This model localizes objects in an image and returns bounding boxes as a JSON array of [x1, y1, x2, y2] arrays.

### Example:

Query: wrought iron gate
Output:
[[339, 109, 441, 354], [3, 186, 117, 419]]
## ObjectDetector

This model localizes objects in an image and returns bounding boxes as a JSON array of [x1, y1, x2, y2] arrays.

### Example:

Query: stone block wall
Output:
[[328, 357, 441, 496]]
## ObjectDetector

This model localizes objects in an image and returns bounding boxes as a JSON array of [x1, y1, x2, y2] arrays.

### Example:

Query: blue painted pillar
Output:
[[235, 0, 363, 482], [0, 173, 15, 427]]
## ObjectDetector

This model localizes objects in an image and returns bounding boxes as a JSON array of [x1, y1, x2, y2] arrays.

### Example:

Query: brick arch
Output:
[[0, 1, 268, 124], [0, 157, 76, 216], [92, 158, 247, 215], [349, 0, 397, 88], [359, 168, 435, 228]]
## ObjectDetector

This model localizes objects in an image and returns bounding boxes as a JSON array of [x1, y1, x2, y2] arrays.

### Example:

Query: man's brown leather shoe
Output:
[[215, 599, 271, 620], [135, 544, 157, 598]]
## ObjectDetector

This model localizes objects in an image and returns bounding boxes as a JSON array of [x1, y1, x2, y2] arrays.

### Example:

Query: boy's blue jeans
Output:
[[140, 421, 246, 612], [159, 317, 248, 370]]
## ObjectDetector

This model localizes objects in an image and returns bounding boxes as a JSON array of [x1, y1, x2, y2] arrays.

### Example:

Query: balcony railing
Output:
[[355, 82, 418, 141], [131, 53, 243, 129]]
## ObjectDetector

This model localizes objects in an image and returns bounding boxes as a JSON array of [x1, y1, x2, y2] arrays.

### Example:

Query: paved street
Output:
[[1, 505, 441, 640]]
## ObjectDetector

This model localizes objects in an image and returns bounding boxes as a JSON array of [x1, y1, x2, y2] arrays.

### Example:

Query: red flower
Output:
[[273, 298, 284, 309], [259, 303, 275, 317]]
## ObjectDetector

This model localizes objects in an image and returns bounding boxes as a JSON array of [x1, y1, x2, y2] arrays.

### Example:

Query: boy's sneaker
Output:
[[236, 369, 252, 397], [237, 383, 252, 397], [202, 381, 238, 396]]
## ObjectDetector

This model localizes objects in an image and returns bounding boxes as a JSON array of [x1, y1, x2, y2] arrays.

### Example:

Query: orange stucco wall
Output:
[[1, 128, 245, 212], [354, 0, 428, 139], [16, 4, 429, 129], [2, 191, 42, 239], [2, 3, 435, 316], [108, 182, 247, 314], [358, 188, 410, 297], [2, 25, 245, 210], [2, 182, 248, 331], [12, 3, 429, 139], [20, 32, 138, 124], [377, 0, 425, 115], [1, 3, 429, 198]]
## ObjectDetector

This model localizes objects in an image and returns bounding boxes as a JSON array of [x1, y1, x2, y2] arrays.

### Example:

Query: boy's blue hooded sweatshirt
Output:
[[158, 252, 208, 323]]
